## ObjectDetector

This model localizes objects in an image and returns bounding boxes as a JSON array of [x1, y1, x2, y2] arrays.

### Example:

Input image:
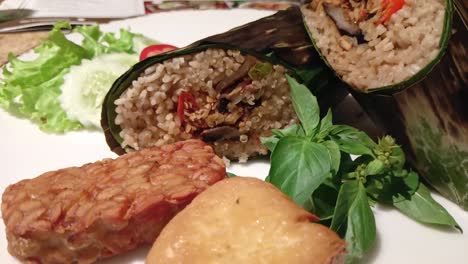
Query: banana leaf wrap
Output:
[[101, 6, 348, 156], [301, 0, 454, 93], [351, 3, 468, 210]]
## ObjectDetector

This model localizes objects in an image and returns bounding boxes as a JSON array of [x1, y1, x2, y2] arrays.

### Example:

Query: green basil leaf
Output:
[[268, 136, 331, 207], [248, 62, 273, 80], [331, 180, 376, 262], [366, 170, 419, 203], [260, 136, 279, 152], [227, 172, 237, 178], [366, 159, 385, 176], [365, 177, 384, 199], [329, 125, 376, 156], [311, 182, 339, 220], [294, 66, 325, 87], [271, 123, 304, 137], [338, 141, 374, 156], [302, 196, 315, 212], [401, 171, 420, 199], [392, 168, 409, 177], [330, 181, 359, 235], [316, 108, 333, 140], [345, 181, 377, 263], [350, 155, 374, 171], [338, 153, 355, 177], [323, 140, 341, 175], [394, 184, 461, 231], [389, 145, 405, 170], [263, 124, 305, 152], [286, 75, 320, 137], [329, 125, 376, 145]]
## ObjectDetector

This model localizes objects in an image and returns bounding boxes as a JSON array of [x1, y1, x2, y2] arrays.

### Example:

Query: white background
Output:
[[0, 9, 467, 264]]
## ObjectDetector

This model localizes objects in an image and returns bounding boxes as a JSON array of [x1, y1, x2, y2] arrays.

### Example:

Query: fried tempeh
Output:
[[1, 139, 226, 264]]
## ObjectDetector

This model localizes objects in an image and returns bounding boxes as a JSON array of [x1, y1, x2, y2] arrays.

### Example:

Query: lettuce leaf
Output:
[[0, 21, 154, 133]]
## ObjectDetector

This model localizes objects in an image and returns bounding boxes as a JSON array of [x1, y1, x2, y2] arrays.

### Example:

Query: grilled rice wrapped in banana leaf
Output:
[[352, 2, 468, 210], [101, 7, 346, 161], [303, 0, 468, 210], [301, 0, 453, 92]]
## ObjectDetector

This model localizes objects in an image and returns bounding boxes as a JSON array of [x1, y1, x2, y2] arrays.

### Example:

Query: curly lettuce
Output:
[[0, 22, 155, 133]]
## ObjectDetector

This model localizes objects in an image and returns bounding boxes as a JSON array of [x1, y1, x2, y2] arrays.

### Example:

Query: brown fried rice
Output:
[[302, 0, 446, 91], [114, 48, 297, 161]]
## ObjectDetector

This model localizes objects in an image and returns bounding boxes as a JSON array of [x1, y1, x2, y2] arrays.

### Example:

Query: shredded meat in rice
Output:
[[302, 0, 446, 91], [114, 49, 297, 161]]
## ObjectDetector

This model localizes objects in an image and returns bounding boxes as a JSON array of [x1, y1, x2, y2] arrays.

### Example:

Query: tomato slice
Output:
[[139, 44, 178, 61], [380, 0, 405, 24], [177, 92, 198, 125]]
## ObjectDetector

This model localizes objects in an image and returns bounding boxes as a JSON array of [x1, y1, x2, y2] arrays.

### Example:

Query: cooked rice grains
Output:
[[302, 0, 446, 91], [114, 49, 297, 162]]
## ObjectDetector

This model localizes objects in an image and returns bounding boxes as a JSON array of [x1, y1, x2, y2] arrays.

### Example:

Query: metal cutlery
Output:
[[0, 8, 34, 22]]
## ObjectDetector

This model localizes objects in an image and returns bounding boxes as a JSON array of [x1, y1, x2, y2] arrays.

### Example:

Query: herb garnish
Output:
[[0, 22, 155, 133], [227, 172, 237, 178], [261, 75, 461, 263], [248, 62, 273, 80]]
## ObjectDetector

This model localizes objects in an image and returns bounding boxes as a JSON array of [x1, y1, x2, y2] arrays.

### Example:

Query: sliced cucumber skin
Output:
[[60, 53, 138, 128]]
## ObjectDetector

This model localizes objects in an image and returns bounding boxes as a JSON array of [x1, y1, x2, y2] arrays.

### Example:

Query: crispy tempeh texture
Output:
[[1, 139, 226, 264]]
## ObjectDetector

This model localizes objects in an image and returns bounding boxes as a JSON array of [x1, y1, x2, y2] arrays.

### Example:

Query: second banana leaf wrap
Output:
[[352, 4, 468, 210], [101, 6, 348, 161], [301, 0, 467, 210]]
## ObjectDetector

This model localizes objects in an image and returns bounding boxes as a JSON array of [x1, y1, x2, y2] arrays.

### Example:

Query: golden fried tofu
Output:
[[146, 177, 346, 264]]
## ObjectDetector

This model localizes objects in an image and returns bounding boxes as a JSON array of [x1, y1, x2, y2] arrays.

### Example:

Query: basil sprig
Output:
[[261, 76, 461, 263]]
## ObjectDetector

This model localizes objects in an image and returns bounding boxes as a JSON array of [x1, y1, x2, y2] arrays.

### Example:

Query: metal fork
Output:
[[18, 0, 30, 10]]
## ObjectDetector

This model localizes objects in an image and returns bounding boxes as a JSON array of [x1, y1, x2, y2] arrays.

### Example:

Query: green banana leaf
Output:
[[301, 0, 468, 209], [301, 0, 454, 93], [348, 2, 468, 210]]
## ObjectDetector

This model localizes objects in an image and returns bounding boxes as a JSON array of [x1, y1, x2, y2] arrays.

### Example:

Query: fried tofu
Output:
[[146, 177, 346, 264]]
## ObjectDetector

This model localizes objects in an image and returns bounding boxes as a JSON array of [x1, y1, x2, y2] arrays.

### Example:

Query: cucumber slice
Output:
[[60, 53, 137, 129]]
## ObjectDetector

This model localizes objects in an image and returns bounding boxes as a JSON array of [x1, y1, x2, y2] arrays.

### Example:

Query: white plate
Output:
[[1, 9, 467, 264]]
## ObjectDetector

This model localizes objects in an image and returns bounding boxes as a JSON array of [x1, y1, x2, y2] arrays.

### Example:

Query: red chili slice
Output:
[[177, 92, 198, 125], [139, 44, 178, 61], [379, 0, 405, 24]]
